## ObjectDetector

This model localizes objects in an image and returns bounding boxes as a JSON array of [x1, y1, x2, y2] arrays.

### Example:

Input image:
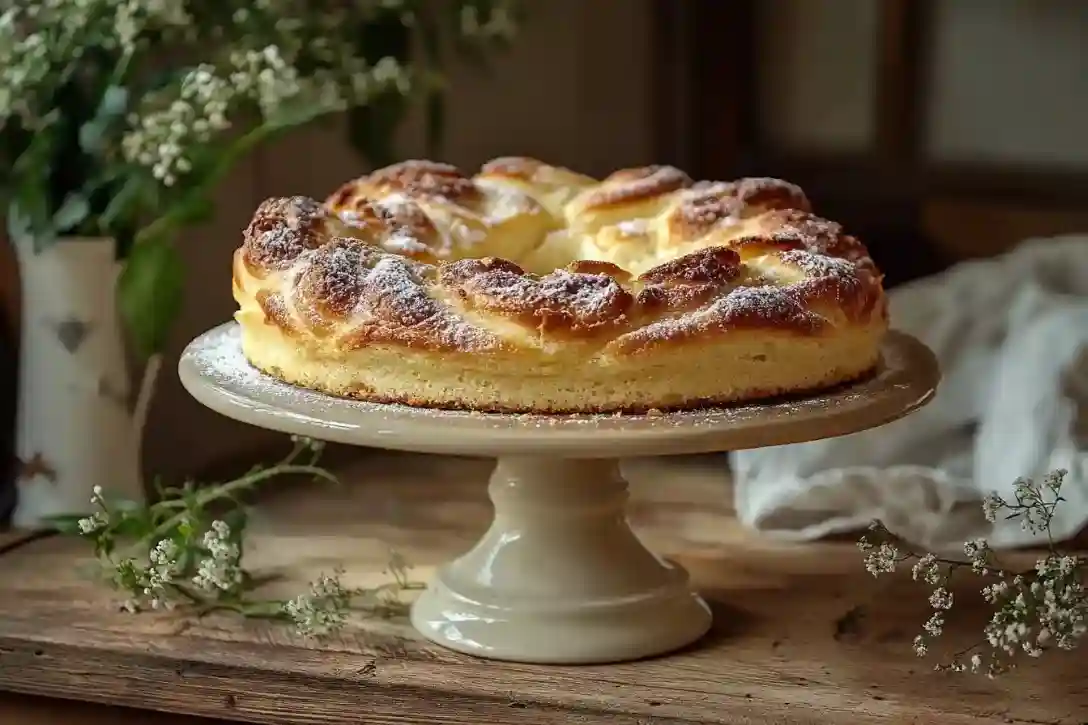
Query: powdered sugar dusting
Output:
[[359, 255, 500, 351], [778, 249, 856, 280], [675, 185, 742, 230], [374, 192, 415, 216], [243, 196, 329, 269], [188, 324, 266, 388], [381, 231, 430, 255], [478, 179, 540, 225], [180, 323, 917, 452], [446, 260, 632, 328], [616, 219, 651, 237], [289, 244, 500, 351], [711, 285, 813, 321], [614, 283, 823, 350], [581, 166, 692, 209], [448, 219, 487, 247], [527, 269, 624, 316]]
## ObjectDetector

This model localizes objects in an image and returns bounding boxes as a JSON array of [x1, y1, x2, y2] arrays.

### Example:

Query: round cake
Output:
[[232, 157, 888, 413]]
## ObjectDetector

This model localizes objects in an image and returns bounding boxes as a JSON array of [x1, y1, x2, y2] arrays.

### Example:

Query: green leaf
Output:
[[110, 508, 154, 540], [7, 198, 50, 251], [265, 97, 343, 133], [42, 514, 89, 536], [170, 194, 215, 228], [116, 235, 184, 360], [79, 85, 129, 154], [52, 193, 91, 232], [9, 115, 60, 251], [105, 496, 145, 513], [131, 127, 270, 252], [221, 507, 248, 541], [100, 174, 149, 229]]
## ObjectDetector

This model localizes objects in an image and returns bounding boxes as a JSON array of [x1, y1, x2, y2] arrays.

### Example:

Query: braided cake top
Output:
[[234, 157, 885, 355]]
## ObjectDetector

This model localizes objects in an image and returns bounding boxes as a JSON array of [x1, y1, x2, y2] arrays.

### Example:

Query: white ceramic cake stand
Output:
[[178, 323, 939, 665]]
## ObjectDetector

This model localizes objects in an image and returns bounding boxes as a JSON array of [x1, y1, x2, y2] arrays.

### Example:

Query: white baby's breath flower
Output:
[[863, 541, 899, 577], [77, 512, 108, 535], [1042, 469, 1066, 493], [121, 46, 411, 188], [229, 45, 301, 115], [912, 553, 942, 585], [122, 63, 235, 186], [963, 538, 993, 574], [284, 569, 354, 638], [4, 0, 511, 194], [928, 587, 953, 611], [192, 520, 243, 593], [982, 579, 1009, 604], [142, 537, 183, 609], [862, 469, 1085, 677]]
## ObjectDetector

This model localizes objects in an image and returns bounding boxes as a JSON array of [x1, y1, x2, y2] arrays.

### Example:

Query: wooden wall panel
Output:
[[922, 199, 1088, 260], [0, 243, 15, 337]]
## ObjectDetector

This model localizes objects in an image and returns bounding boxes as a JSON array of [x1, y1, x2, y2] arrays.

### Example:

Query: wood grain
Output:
[[0, 693, 220, 724], [0, 452, 1083, 725]]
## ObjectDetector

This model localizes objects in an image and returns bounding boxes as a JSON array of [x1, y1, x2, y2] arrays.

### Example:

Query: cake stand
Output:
[[178, 323, 939, 665]]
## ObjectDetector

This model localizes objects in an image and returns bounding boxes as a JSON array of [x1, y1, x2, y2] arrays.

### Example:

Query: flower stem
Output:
[[129, 459, 336, 553]]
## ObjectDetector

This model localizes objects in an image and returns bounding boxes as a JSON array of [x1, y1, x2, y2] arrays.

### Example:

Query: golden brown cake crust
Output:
[[232, 157, 889, 413]]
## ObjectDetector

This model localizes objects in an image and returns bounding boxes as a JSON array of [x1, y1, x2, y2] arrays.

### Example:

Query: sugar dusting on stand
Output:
[[183, 324, 892, 438]]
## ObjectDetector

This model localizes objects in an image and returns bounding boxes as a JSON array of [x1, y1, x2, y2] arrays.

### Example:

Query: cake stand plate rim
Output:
[[178, 322, 940, 457]]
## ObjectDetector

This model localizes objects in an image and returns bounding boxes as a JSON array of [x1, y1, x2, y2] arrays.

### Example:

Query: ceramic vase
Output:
[[11, 237, 142, 528]]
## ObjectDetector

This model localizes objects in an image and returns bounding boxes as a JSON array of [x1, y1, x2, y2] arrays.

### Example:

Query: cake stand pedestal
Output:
[[179, 323, 939, 665]]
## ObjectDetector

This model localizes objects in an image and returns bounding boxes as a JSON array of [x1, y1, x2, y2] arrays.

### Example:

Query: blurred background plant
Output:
[[0, 0, 520, 527], [0, 0, 519, 367]]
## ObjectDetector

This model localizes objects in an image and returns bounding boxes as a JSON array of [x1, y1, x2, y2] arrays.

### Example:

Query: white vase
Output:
[[12, 237, 143, 528]]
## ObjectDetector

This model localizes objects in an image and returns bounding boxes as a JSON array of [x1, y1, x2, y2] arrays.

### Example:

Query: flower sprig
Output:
[[1, 0, 521, 363], [859, 470, 1086, 677], [283, 551, 420, 638], [50, 435, 423, 638]]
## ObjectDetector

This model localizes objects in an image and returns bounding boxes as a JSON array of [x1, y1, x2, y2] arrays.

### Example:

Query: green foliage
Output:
[[45, 436, 423, 635], [1, 0, 520, 362], [117, 235, 185, 360]]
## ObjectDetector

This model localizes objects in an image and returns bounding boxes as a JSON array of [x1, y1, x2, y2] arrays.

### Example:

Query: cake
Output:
[[231, 157, 888, 413]]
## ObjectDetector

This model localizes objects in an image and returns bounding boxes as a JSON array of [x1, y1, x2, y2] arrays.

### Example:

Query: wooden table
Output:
[[0, 452, 1083, 725], [0, 693, 219, 724]]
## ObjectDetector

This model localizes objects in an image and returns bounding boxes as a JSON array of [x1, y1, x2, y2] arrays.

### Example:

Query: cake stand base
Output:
[[179, 323, 940, 665], [410, 457, 711, 664]]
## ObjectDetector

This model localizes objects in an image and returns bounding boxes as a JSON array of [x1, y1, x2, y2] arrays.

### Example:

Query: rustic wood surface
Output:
[[0, 452, 1084, 725], [0, 528, 47, 554], [0, 693, 218, 724]]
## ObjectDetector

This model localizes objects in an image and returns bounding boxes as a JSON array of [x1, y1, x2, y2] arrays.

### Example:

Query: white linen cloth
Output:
[[731, 236, 1088, 550]]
